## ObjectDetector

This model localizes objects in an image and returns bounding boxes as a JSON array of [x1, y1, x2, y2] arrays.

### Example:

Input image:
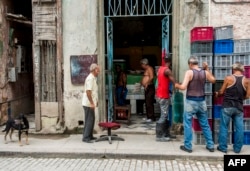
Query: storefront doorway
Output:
[[104, 0, 173, 126]]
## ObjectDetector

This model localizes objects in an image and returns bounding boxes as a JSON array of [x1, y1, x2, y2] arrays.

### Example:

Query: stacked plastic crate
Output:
[[213, 25, 234, 81], [241, 108, 250, 145], [213, 25, 234, 144], [190, 27, 214, 144], [233, 38, 250, 145]]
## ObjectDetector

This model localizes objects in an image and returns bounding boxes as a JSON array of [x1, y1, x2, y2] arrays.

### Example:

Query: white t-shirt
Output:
[[82, 73, 98, 107]]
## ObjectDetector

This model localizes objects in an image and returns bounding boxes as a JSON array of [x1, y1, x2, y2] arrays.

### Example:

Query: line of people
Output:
[[140, 55, 250, 153], [81, 56, 250, 154]]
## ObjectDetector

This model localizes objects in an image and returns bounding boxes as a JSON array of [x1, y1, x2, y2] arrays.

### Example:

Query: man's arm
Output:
[[86, 90, 95, 108], [122, 72, 127, 88], [165, 69, 176, 84], [148, 67, 154, 83], [175, 70, 192, 90], [203, 62, 216, 84], [245, 78, 250, 99], [215, 76, 229, 98], [205, 70, 216, 84]]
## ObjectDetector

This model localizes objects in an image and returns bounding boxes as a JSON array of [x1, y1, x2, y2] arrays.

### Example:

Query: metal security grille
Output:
[[39, 40, 57, 102], [105, 0, 172, 17]]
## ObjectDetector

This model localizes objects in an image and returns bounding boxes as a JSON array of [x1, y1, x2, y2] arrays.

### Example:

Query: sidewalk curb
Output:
[[0, 151, 224, 161]]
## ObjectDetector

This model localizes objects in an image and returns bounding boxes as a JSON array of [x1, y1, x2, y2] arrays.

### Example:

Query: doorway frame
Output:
[[97, 0, 179, 122]]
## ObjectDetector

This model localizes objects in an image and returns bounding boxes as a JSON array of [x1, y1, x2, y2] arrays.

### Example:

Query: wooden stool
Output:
[[96, 122, 124, 144]]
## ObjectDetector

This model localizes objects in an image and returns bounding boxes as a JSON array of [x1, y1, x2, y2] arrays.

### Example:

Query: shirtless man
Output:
[[115, 65, 128, 105], [140, 58, 155, 122]]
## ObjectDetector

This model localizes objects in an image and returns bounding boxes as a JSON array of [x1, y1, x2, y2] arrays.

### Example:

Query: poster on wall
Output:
[[70, 55, 97, 85]]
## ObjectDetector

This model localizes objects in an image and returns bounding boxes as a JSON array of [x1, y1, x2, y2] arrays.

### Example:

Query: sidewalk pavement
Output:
[[1, 131, 249, 160]]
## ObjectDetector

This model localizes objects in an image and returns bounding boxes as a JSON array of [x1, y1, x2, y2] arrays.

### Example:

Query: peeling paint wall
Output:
[[63, 0, 99, 130], [178, 0, 209, 80], [210, 2, 250, 39]]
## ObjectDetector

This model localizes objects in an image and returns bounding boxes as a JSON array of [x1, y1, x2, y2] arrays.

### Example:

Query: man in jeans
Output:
[[115, 64, 128, 106], [155, 56, 176, 141], [215, 62, 250, 153], [175, 56, 216, 153]]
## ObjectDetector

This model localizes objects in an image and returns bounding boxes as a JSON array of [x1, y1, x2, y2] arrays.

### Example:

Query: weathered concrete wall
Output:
[[178, 0, 209, 81], [63, 0, 100, 130], [0, 0, 9, 96], [210, 1, 250, 39], [177, 1, 250, 81], [61, 0, 250, 131], [0, 15, 7, 127]]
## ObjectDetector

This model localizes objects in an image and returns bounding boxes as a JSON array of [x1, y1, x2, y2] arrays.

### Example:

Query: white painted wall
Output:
[[62, 0, 99, 130]]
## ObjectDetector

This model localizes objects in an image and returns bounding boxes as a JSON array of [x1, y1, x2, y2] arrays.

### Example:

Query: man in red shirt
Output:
[[155, 56, 176, 141]]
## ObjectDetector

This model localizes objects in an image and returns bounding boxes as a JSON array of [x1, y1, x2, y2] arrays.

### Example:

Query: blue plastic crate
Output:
[[244, 132, 250, 145], [214, 40, 234, 54], [213, 105, 222, 119], [233, 131, 250, 145]]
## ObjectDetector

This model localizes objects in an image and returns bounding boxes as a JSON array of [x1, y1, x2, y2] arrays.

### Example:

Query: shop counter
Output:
[[106, 84, 144, 114]]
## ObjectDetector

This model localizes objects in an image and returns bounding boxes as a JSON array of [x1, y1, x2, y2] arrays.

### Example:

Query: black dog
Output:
[[2, 113, 29, 146]]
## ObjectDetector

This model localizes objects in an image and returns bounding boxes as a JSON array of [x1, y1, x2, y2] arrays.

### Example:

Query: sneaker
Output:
[[146, 119, 152, 123], [82, 139, 94, 143], [206, 146, 214, 152], [156, 137, 170, 142], [180, 145, 192, 153], [217, 146, 227, 153]]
